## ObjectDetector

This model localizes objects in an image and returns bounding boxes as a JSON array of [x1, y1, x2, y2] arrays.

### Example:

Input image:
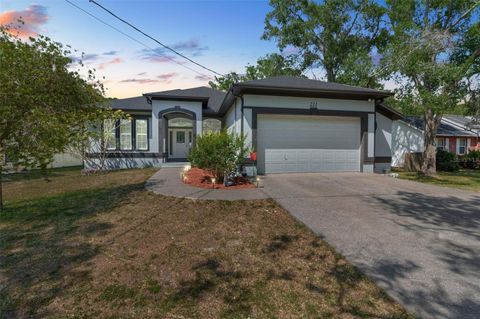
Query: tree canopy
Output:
[[262, 0, 388, 88], [0, 23, 109, 209], [209, 53, 304, 91], [381, 0, 479, 174]]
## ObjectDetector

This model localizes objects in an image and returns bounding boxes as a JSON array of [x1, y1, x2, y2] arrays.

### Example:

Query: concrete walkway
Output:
[[146, 168, 269, 200], [261, 172, 480, 319]]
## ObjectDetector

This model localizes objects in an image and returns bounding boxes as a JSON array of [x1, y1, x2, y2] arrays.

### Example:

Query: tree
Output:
[[209, 53, 304, 91], [0, 23, 106, 211], [451, 22, 480, 117], [262, 0, 388, 88], [67, 108, 129, 171], [382, 0, 480, 175]]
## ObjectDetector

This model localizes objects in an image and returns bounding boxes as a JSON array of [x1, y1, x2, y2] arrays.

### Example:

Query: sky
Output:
[[0, 0, 278, 98]]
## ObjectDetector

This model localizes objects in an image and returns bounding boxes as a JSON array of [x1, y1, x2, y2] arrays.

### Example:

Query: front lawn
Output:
[[1, 167, 413, 318], [397, 169, 480, 192]]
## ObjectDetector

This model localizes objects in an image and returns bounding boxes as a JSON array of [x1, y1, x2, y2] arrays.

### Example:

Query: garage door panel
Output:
[[257, 115, 361, 174]]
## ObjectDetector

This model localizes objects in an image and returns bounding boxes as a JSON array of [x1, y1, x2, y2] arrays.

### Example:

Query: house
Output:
[[86, 76, 401, 174], [4, 152, 83, 171], [392, 115, 480, 167]]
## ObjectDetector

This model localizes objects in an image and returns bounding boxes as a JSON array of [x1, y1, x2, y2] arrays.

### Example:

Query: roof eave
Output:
[[233, 84, 394, 99], [376, 103, 403, 120]]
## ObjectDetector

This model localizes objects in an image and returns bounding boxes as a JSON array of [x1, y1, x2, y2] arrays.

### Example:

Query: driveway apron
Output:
[[262, 172, 480, 319]]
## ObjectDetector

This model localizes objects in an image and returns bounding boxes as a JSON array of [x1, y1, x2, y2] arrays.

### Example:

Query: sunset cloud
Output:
[[98, 57, 123, 70], [171, 39, 208, 57], [157, 72, 178, 83], [0, 4, 48, 38], [118, 72, 177, 85], [195, 74, 213, 82], [140, 50, 183, 64], [119, 78, 161, 84], [103, 50, 118, 56], [139, 38, 207, 63]]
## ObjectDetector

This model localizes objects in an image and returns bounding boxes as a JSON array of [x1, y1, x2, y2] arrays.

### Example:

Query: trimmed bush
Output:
[[459, 150, 480, 169], [188, 131, 249, 182], [436, 149, 459, 172]]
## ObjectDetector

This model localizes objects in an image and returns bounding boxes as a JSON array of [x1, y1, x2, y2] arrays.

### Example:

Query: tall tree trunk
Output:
[[325, 65, 336, 82], [422, 109, 442, 176]]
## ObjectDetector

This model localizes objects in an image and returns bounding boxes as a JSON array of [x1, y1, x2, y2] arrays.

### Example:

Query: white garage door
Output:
[[257, 114, 361, 174]]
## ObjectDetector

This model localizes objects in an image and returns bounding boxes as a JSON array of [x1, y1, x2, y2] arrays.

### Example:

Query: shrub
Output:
[[459, 150, 480, 169], [188, 131, 249, 182], [436, 149, 459, 172]]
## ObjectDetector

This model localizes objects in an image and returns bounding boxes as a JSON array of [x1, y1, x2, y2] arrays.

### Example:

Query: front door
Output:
[[170, 129, 193, 159]]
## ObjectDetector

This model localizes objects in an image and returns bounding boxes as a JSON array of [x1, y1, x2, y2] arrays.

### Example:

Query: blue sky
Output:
[[3, 1, 475, 98], [1, 0, 278, 98]]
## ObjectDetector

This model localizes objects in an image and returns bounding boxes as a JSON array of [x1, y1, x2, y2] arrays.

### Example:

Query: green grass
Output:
[[397, 169, 480, 192], [0, 167, 414, 319]]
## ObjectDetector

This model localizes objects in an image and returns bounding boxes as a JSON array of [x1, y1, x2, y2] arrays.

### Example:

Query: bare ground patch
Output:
[[1, 168, 413, 318]]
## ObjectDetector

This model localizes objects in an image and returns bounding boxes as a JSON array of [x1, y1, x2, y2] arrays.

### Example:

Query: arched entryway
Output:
[[158, 108, 196, 161]]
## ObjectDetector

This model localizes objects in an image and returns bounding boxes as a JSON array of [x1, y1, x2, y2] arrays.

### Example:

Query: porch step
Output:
[[162, 162, 190, 168]]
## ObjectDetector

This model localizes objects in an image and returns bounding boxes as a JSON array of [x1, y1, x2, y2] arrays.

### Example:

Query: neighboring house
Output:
[[86, 76, 401, 174], [4, 152, 83, 171], [48, 153, 83, 168], [392, 115, 480, 167]]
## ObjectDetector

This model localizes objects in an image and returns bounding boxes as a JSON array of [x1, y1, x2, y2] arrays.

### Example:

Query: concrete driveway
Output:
[[262, 173, 480, 319]]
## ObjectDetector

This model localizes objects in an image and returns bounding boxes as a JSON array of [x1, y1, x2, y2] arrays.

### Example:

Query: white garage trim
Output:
[[256, 114, 362, 174]]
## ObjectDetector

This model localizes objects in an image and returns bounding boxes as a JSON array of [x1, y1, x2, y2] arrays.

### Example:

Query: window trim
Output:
[[458, 138, 467, 155], [119, 119, 133, 151], [436, 137, 445, 151], [104, 119, 117, 151], [104, 116, 150, 152], [135, 118, 149, 151]]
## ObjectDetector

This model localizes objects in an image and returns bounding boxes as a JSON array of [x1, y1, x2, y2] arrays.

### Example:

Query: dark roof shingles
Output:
[[144, 87, 226, 114], [403, 116, 477, 136], [235, 76, 393, 96], [114, 77, 395, 116], [110, 96, 151, 111]]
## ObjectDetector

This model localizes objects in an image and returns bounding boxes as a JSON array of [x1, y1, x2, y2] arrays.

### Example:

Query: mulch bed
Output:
[[183, 167, 255, 189]]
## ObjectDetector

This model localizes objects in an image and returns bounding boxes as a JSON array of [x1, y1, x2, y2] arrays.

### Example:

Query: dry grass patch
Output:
[[1, 167, 413, 318], [397, 169, 480, 192]]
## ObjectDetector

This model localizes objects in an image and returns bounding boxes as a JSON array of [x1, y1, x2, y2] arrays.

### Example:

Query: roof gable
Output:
[[144, 86, 225, 114], [403, 116, 478, 137]]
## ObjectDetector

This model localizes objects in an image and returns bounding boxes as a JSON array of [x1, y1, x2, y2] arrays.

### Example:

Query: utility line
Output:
[[89, 0, 224, 76], [63, 0, 210, 77]]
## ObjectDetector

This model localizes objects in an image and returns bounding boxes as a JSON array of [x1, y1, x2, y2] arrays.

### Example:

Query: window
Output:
[[189, 131, 192, 143], [135, 119, 148, 150], [436, 137, 445, 151], [169, 117, 192, 127], [103, 117, 149, 151], [104, 119, 116, 150], [458, 138, 467, 155], [176, 131, 185, 143], [203, 118, 221, 133], [119, 119, 132, 150]]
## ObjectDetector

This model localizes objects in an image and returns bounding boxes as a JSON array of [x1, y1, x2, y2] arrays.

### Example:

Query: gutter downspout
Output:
[[240, 95, 244, 137]]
